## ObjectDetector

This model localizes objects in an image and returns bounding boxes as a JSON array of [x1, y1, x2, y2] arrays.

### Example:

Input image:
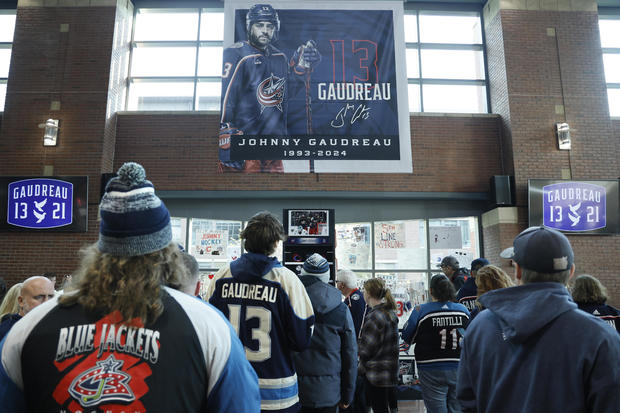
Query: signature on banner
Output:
[[330, 103, 371, 128]]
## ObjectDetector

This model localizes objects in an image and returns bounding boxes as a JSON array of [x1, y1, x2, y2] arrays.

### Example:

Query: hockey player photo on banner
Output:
[[219, 0, 412, 173]]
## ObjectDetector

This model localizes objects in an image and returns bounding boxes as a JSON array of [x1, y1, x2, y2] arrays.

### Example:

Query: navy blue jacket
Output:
[[0, 313, 21, 342], [344, 288, 368, 339], [457, 283, 620, 413], [294, 276, 357, 408], [456, 276, 477, 312]]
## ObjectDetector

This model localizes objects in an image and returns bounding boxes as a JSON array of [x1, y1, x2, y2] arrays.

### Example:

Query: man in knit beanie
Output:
[[300, 252, 332, 283], [0, 162, 259, 412], [294, 253, 358, 412]]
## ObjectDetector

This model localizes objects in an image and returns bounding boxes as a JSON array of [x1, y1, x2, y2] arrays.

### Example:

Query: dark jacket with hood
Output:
[[457, 282, 620, 413], [206, 252, 315, 413], [293, 275, 357, 408]]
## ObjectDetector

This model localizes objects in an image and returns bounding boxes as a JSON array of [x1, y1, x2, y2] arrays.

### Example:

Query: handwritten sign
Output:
[[376, 223, 406, 249], [195, 231, 229, 256]]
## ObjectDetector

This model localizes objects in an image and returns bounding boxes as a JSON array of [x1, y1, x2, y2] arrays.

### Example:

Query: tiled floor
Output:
[[397, 400, 426, 412]]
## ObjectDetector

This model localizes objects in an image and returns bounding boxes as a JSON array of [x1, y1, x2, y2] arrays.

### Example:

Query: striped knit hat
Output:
[[301, 253, 330, 283], [98, 162, 171, 256]]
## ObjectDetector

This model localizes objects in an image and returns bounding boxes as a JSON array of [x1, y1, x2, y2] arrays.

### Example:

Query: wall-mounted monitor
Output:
[[528, 179, 619, 234], [283, 209, 335, 245], [0, 176, 88, 233]]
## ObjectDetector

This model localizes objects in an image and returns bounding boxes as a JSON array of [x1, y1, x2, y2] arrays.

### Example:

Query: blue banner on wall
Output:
[[1, 176, 88, 232], [529, 179, 619, 234], [8, 179, 74, 228], [219, 1, 411, 173]]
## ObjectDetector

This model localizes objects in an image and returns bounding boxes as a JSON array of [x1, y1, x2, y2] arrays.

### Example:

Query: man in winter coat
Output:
[[293, 254, 357, 413], [457, 226, 620, 413]]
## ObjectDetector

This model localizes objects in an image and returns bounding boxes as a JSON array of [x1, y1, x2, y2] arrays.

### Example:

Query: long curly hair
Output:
[[571, 274, 608, 305], [475, 265, 514, 296], [59, 242, 185, 325]]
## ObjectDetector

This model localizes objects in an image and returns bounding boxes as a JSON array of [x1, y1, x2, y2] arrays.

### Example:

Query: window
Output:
[[335, 216, 480, 327], [599, 17, 620, 117], [188, 218, 242, 270], [127, 8, 223, 111], [404, 10, 488, 113], [0, 11, 16, 111], [128, 7, 487, 114]]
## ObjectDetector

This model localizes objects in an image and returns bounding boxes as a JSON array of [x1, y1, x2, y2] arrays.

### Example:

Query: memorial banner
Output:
[[219, 0, 411, 173]]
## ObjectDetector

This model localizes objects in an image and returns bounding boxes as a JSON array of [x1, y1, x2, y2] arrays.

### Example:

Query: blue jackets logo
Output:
[[543, 182, 606, 231], [68, 355, 135, 407], [8, 178, 73, 229], [256, 73, 285, 113]]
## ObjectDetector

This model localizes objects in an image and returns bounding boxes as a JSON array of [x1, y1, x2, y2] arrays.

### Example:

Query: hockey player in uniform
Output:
[[402, 274, 470, 413], [219, 4, 321, 173], [205, 211, 315, 412], [0, 162, 260, 412]]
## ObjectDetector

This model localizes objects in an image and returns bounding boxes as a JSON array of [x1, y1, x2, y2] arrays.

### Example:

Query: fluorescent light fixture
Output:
[[42, 119, 59, 146], [555, 122, 571, 150]]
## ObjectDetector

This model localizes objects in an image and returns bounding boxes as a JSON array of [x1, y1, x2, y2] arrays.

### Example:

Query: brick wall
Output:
[[499, 10, 617, 204], [0, 5, 118, 284], [0, 6, 116, 183], [484, 9, 620, 306], [114, 113, 504, 193]]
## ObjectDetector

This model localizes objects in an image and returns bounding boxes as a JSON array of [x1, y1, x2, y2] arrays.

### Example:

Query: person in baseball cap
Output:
[[457, 226, 620, 412], [500, 226, 574, 281], [438, 255, 468, 292]]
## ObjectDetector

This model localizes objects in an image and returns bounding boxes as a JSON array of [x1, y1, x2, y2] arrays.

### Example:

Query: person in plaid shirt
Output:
[[358, 278, 399, 413]]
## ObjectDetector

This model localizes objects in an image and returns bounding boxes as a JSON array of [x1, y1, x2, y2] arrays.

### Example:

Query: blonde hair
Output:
[[363, 278, 397, 311], [59, 242, 185, 325], [0, 283, 22, 319], [475, 265, 514, 297]]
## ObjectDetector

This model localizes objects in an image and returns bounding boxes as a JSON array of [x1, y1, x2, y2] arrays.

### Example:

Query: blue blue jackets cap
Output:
[[510, 226, 573, 273], [471, 258, 490, 272]]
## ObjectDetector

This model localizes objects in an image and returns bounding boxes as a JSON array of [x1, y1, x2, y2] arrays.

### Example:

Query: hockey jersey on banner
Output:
[[0, 288, 260, 413], [206, 252, 315, 413], [221, 41, 289, 137]]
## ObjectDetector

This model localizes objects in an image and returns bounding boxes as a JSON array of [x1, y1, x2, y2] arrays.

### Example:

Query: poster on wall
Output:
[[219, 0, 411, 173], [193, 230, 230, 256], [429, 226, 462, 249], [529, 179, 620, 234]]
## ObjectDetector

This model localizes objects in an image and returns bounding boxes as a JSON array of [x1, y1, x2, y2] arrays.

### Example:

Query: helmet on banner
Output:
[[246, 4, 280, 35]]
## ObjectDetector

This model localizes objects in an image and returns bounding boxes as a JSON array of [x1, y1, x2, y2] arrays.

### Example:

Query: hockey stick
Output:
[[304, 71, 314, 173]]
